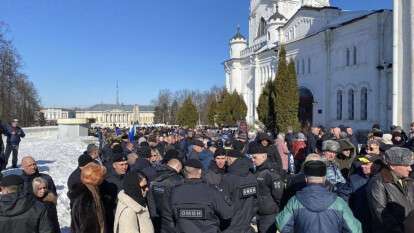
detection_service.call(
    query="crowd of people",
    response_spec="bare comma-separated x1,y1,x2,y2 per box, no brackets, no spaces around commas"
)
1,121,414,233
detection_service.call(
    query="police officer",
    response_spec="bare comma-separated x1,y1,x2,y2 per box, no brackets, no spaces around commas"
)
148,159,184,233
220,149,257,233
250,143,284,233
170,159,233,233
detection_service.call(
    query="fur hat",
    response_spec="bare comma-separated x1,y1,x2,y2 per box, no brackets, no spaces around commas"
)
81,163,107,186
384,147,414,166
322,140,340,153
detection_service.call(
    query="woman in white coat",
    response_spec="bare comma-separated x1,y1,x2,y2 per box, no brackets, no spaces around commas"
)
114,171,154,233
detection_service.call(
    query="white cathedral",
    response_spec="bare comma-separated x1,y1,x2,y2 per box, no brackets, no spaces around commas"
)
224,0,393,130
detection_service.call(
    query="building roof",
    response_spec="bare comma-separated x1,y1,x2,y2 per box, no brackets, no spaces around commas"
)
231,26,246,41
268,11,287,21
83,104,155,112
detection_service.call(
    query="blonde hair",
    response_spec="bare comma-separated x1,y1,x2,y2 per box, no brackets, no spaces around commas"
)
32,177,48,193
81,163,107,186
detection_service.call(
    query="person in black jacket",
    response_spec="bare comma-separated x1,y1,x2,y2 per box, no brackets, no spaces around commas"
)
21,156,57,195
71,163,107,233
148,159,184,233
253,133,283,171
170,159,233,233
2,119,25,170
67,154,96,207
102,153,128,233
220,149,257,233
32,177,60,233
250,144,284,233
203,148,226,186
0,175,53,233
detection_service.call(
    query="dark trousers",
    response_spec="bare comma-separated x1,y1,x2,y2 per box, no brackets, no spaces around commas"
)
257,214,277,233
3,144,19,169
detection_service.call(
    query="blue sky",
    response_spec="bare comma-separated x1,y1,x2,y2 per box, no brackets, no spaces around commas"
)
0,0,392,107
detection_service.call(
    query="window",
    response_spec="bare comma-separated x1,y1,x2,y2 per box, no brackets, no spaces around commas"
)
337,90,343,120
257,17,267,38
308,57,311,74
302,59,305,74
348,89,355,120
353,46,357,65
346,48,351,66
361,87,368,120
296,60,300,74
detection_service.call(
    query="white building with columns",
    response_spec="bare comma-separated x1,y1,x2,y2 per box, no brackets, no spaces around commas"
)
224,0,393,130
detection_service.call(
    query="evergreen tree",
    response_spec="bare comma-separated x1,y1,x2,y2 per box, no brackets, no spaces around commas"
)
207,97,218,126
257,80,277,131
275,46,300,132
177,97,198,128
215,91,247,127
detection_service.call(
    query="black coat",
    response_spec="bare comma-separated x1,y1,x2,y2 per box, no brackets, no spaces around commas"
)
220,157,258,233
70,184,105,233
102,169,124,233
3,125,25,146
203,161,225,186
148,165,184,233
67,168,81,208
0,192,52,233
170,179,233,233
38,193,60,233
22,171,57,195
367,168,414,233
254,160,284,216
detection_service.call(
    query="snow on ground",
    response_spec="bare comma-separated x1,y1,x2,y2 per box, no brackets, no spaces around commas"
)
1,135,97,233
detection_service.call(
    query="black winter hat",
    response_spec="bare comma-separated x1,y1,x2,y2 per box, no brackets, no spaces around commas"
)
164,149,180,161
184,159,203,169
0,174,24,187
112,144,123,154
214,148,226,158
137,146,151,159
248,143,267,154
304,160,327,177
78,154,95,167
226,149,242,158
192,139,205,148
112,153,127,163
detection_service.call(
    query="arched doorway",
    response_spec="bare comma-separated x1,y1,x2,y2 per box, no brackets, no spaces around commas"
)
299,87,314,125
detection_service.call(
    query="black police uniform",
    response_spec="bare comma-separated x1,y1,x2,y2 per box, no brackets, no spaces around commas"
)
148,164,184,233
171,178,233,233
254,160,284,233
220,157,258,233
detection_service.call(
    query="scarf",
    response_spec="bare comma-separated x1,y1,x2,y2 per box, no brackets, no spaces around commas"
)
123,172,147,207
85,184,105,233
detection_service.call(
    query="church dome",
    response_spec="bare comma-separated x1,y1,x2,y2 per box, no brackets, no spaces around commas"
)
230,26,246,41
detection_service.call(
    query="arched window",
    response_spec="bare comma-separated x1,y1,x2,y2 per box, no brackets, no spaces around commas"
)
353,46,357,65
346,48,351,66
296,60,300,74
302,59,305,74
257,17,267,38
360,87,368,120
348,89,355,120
337,90,343,120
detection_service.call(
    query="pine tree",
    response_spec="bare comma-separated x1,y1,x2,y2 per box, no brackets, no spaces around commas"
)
275,46,300,132
207,97,218,126
257,80,277,131
169,100,179,125
177,97,198,128
215,91,247,127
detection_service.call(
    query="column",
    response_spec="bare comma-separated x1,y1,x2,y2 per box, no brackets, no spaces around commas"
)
393,0,414,129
